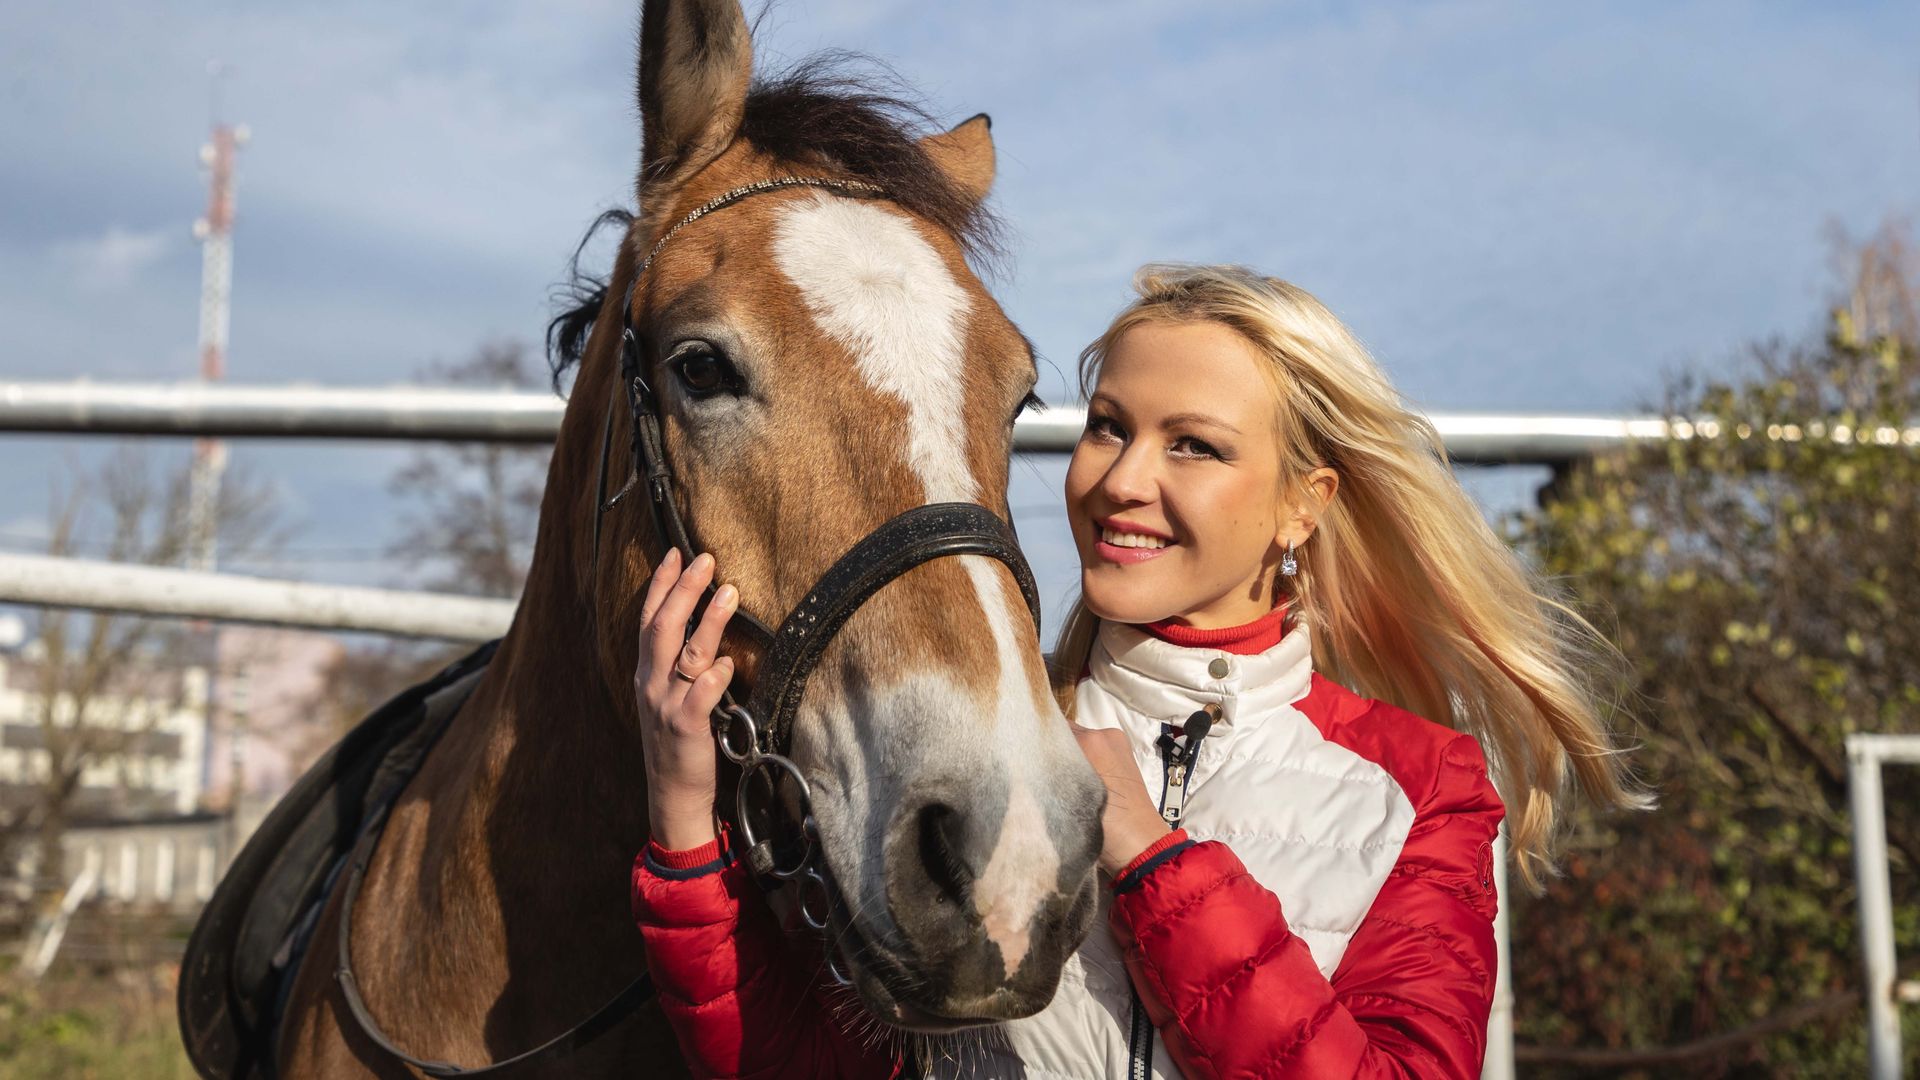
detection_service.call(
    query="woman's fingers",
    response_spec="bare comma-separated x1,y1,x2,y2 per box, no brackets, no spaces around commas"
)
1068,722,1129,764
637,548,683,634
678,582,738,682
645,552,715,688
672,656,736,738
1070,722,1171,875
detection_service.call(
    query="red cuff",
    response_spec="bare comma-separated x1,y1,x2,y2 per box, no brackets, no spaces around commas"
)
647,825,728,869
1116,828,1189,882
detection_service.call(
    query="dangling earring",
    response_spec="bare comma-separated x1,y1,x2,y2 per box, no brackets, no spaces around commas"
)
1280,539,1298,578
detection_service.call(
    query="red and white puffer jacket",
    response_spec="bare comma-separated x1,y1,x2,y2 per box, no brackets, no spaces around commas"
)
632,609,1505,1079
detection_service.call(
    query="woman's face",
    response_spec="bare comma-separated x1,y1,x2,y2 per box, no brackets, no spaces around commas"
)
1065,319,1293,629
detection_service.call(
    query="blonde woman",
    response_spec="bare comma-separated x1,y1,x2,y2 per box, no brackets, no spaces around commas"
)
632,264,1645,1078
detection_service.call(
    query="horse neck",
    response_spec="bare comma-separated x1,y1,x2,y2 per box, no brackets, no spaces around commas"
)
353,406,651,1033
441,398,653,871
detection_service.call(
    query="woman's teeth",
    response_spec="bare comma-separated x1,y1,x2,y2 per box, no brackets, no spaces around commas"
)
1101,528,1169,549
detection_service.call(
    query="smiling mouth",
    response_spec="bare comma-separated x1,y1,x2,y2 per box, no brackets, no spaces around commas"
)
1100,527,1170,549
1094,526,1176,564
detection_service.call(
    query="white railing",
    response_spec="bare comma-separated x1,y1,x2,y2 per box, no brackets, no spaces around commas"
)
0,551,514,641
0,379,564,443
0,378,1711,464
1848,734,1920,1080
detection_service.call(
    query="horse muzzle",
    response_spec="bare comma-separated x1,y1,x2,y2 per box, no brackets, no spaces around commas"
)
835,861,1101,1030
817,768,1103,1027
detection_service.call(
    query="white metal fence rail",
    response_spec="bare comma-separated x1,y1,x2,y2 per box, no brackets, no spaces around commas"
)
1848,734,1920,1080
0,378,1698,464
0,381,1703,639
0,380,566,443
0,551,514,640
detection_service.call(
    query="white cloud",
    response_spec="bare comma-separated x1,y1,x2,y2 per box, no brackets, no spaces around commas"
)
50,224,177,291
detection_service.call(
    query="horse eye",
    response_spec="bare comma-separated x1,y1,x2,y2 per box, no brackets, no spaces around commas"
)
1012,392,1043,425
673,347,732,397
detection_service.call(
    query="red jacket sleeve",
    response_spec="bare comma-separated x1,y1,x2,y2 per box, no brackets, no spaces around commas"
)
1109,732,1503,1079
631,832,902,1080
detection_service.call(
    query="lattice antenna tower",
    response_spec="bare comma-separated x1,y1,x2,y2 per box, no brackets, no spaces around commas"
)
187,65,248,572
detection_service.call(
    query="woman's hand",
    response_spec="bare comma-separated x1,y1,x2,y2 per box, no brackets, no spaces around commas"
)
634,548,740,851
1070,724,1171,876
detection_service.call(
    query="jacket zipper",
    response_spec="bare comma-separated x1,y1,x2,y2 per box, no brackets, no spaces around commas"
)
1127,706,1216,1078
1156,705,1215,828
1127,995,1153,1080
1160,754,1193,828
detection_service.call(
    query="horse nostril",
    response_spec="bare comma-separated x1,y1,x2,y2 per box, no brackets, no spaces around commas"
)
917,802,975,905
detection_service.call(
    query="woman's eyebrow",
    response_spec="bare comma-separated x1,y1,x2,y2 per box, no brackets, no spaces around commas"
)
1162,411,1242,435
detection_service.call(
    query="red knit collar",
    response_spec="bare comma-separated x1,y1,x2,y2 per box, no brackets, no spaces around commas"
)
1142,603,1290,656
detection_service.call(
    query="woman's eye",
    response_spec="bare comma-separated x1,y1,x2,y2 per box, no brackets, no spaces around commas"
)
673,348,731,396
1084,415,1123,442
1173,436,1221,459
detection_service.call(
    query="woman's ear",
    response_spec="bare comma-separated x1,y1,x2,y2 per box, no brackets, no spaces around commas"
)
1278,467,1340,545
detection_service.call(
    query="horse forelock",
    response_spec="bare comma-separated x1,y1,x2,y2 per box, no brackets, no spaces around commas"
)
547,49,1006,390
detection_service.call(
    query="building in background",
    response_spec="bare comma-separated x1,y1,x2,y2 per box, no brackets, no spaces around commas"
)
0,618,344,911
0,625,209,821
202,624,345,839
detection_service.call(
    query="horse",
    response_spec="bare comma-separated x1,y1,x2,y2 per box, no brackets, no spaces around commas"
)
180,1,1105,1075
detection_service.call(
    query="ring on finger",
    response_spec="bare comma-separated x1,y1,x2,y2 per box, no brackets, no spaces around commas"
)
672,665,701,683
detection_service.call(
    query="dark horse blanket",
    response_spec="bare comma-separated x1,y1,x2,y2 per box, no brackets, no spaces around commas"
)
178,640,499,1079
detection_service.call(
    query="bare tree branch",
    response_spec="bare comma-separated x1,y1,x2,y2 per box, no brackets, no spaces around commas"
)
9,445,282,899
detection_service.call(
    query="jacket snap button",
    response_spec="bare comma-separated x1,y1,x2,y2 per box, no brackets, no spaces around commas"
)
1208,658,1230,679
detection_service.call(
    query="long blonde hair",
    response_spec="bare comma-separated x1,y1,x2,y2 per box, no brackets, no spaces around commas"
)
1051,264,1649,889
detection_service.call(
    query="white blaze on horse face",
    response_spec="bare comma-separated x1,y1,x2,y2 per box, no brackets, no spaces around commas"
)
773,194,1059,975
770,193,976,502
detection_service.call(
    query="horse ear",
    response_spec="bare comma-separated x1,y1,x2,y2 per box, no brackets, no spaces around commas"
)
637,0,753,194
919,113,996,208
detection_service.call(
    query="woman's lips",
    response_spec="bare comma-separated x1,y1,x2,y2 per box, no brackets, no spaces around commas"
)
1092,522,1177,565
1093,538,1175,564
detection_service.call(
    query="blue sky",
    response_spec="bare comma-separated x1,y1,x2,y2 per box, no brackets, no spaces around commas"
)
1,1,1916,625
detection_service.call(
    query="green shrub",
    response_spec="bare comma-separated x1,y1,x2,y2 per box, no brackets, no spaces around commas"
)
1509,224,1920,1076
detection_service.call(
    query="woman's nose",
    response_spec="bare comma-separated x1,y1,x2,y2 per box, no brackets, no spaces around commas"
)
1099,442,1157,505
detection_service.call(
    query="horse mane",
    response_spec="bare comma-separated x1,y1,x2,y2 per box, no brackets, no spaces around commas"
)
547,52,1006,388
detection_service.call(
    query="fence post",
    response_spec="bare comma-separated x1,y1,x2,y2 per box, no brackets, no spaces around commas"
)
1482,829,1515,1080
23,853,101,979
1849,735,1903,1079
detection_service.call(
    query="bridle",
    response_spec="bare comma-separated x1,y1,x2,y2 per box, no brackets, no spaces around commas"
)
335,176,1041,1076
596,174,1040,891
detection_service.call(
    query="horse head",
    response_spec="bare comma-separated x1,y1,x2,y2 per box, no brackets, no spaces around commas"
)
562,0,1105,1031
